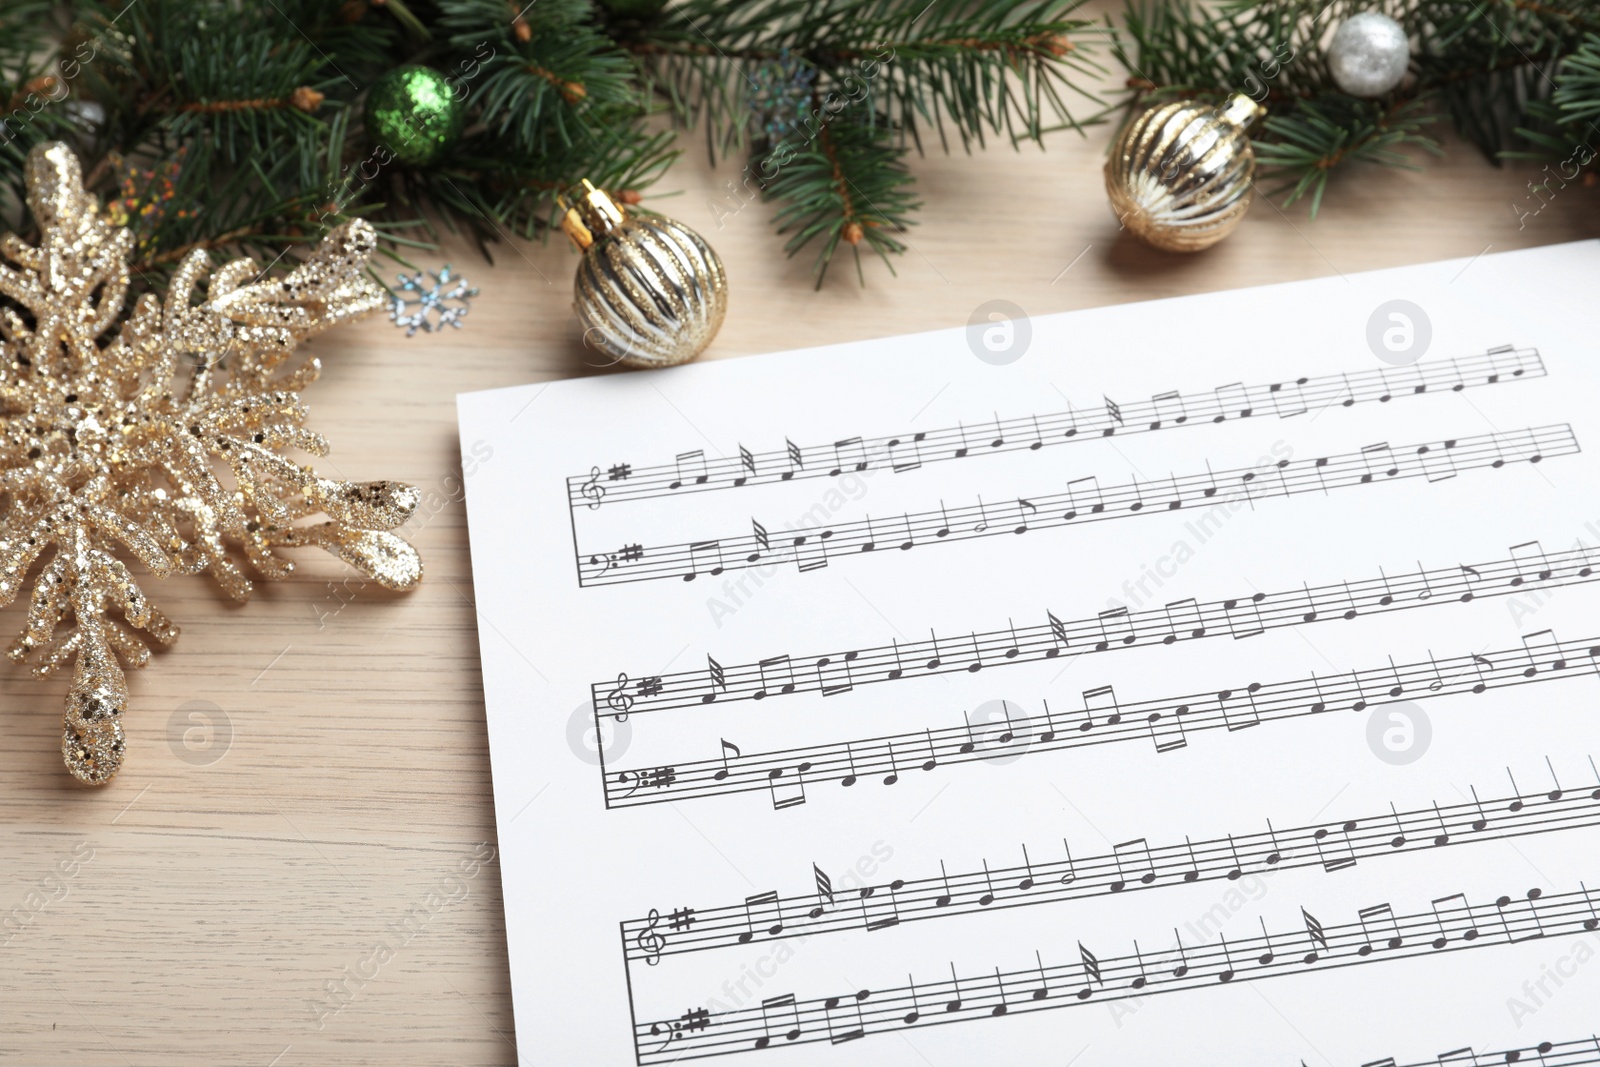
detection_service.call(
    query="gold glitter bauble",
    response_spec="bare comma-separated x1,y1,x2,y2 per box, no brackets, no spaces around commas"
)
0,142,423,785
1104,94,1266,253
561,180,727,369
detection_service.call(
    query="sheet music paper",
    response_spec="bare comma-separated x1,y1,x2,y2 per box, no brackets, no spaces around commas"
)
457,242,1600,1065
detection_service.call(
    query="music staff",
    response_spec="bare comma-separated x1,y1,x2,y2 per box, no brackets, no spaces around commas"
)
633,877,1600,1060
568,346,1543,510
618,759,1600,961
604,625,1600,809
1366,1034,1600,1067
591,538,1600,716
576,425,1577,586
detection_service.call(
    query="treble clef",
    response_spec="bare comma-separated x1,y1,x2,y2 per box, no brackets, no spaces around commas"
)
607,672,634,722
636,908,666,965
581,466,606,509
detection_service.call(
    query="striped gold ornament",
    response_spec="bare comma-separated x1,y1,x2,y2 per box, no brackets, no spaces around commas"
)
1104,94,1266,253
561,180,728,368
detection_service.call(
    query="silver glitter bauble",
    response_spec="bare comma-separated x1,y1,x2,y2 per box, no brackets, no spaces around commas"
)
1327,12,1410,97
561,180,728,369
1105,93,1266,253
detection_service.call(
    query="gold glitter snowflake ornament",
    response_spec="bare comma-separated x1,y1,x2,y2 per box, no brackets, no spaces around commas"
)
0,142,423,785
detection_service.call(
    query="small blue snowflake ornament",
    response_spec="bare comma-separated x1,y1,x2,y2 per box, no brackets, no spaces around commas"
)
388,265,479,336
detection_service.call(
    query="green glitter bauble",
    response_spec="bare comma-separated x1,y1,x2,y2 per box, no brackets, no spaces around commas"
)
364,65,464,167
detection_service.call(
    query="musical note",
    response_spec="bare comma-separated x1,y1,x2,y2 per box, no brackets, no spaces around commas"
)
737,444,757,486
887,433,924,472
859,879,904,931
1301,907,1327,963
1429,893,1477,948
1095,606,1136,650
1269,377,1310,418
825,437,865,477
1356,903,1403,954
784,437,803,478
1103,395,1124,427
1076,942,1102,999
1148,389,1188,429
685,540,724,581
714,738,740,782
809,864,834,919
754,655,794,700
670,450,708,490
1111,838,1155,892
740,890,784,942
755,994,802,1048
1494,888,1547,942
1162,597,1205,643
1314,821,1359,872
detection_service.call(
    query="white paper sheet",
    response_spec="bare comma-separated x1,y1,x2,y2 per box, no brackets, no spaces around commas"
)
457,242,1600,1066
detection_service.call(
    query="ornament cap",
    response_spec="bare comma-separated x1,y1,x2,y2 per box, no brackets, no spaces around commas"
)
1220,93,1266,130
560,179,627,251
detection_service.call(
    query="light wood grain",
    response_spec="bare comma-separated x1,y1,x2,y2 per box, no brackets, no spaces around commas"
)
5,22,1600,1063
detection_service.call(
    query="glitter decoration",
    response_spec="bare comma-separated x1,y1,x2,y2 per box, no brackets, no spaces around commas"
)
1327,12,1411,98
560,180,727,369
0,142,423,785
363,65,465,167
388,265,479,336
1104,94,1266,253
748,50,817,140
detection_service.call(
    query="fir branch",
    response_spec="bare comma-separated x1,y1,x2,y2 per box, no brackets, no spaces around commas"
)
761,107,919,288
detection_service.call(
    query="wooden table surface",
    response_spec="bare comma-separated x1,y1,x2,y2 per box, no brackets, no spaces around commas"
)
7,29,1600,1065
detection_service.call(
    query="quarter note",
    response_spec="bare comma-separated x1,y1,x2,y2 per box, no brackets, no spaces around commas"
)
946,963,964,1011
990,968,1009,1016
1018,844,1037,890
1256,917,1276,965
